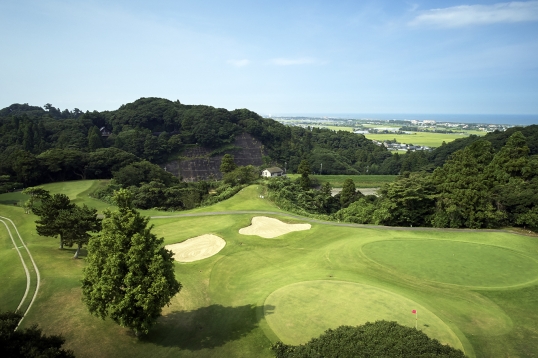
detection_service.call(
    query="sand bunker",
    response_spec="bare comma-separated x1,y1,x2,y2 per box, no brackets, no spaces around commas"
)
239,216,311,238
165,234,226,262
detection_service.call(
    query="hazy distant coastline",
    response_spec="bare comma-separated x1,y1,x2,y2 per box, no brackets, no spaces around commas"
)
267,113,538,126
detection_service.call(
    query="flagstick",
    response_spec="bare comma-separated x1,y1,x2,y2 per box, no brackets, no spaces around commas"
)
416,310,418,329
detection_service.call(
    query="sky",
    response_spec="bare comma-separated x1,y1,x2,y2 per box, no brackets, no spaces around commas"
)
1,0,537,118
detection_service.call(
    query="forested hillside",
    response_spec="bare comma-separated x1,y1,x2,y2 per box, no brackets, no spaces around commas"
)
266,131,538,230
1,97,536,193
0,98,390,191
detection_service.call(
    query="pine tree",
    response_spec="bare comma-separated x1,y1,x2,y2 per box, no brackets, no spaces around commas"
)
220,154,237,174
297,160,311,190
87,126,103,151
340,178,357,208
33,193,75,249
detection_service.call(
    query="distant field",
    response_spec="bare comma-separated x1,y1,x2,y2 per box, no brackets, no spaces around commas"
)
311,124,484,147
318,126,354,132
286,174,396,188
361,123,401,129
364,131,483,147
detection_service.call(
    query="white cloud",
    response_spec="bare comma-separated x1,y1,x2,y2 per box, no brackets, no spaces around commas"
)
227,59,250,67
270,57,318,66
409,1,538,27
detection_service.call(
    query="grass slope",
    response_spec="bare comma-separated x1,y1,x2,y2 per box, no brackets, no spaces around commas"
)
0,180,537,358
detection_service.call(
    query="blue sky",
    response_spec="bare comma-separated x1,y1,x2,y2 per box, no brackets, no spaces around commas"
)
1,0,537,117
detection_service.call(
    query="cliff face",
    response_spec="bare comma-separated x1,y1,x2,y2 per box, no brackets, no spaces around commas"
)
164,133,265,181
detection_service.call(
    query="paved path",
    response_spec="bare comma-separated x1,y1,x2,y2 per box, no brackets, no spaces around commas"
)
151,210,529,235
0,215,41,329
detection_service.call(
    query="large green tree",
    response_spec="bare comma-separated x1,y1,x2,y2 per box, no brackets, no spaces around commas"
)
21,186,50,214
339,178,359,209
61,204,101,259
81,189,181,336
31,191,100,255
32,193,75,249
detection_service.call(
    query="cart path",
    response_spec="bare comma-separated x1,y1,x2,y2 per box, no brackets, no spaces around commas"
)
151,210,528,235
0,215,41,329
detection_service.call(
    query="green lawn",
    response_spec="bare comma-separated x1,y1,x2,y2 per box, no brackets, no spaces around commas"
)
0,180,112,213
362,239,538,288
0,220,28,312
286,174,397,188
264,280,462,349
1,180,537,358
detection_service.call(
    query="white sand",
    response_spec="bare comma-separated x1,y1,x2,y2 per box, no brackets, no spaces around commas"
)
165,234,226,262
239,216,311,239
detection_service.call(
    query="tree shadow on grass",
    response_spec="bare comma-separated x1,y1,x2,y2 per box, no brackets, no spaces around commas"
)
60,247,88,258
144,304,275,350
0,199,19,206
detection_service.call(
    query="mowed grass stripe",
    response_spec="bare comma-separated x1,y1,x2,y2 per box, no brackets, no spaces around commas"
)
362,240,538,288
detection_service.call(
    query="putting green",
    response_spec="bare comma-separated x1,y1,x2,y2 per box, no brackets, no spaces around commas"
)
264,280,462,351
362,240,538,288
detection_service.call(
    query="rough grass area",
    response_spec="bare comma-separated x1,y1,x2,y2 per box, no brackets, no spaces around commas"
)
1,180,537,358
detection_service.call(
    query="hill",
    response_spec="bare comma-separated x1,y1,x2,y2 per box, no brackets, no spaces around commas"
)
0,98,392,189
2,98,537,188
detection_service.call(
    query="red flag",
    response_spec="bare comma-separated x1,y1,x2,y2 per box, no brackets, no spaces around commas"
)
412,310,417,314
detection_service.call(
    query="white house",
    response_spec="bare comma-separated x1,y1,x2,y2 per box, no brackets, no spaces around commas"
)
262,167,284,178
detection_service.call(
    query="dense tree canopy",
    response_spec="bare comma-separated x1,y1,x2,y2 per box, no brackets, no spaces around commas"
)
0,97,408,192
333,131,538,230
265,131,538,231
272,320,466,358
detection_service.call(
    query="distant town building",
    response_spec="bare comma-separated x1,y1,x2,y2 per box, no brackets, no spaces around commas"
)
262,167,284,177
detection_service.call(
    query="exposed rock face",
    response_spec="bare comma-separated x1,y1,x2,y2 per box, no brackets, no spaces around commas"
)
164,133,265,181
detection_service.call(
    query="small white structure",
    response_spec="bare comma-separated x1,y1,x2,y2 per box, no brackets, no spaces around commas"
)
262,167,284,178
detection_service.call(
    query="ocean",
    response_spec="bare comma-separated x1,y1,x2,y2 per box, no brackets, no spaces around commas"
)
277,114,538,126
